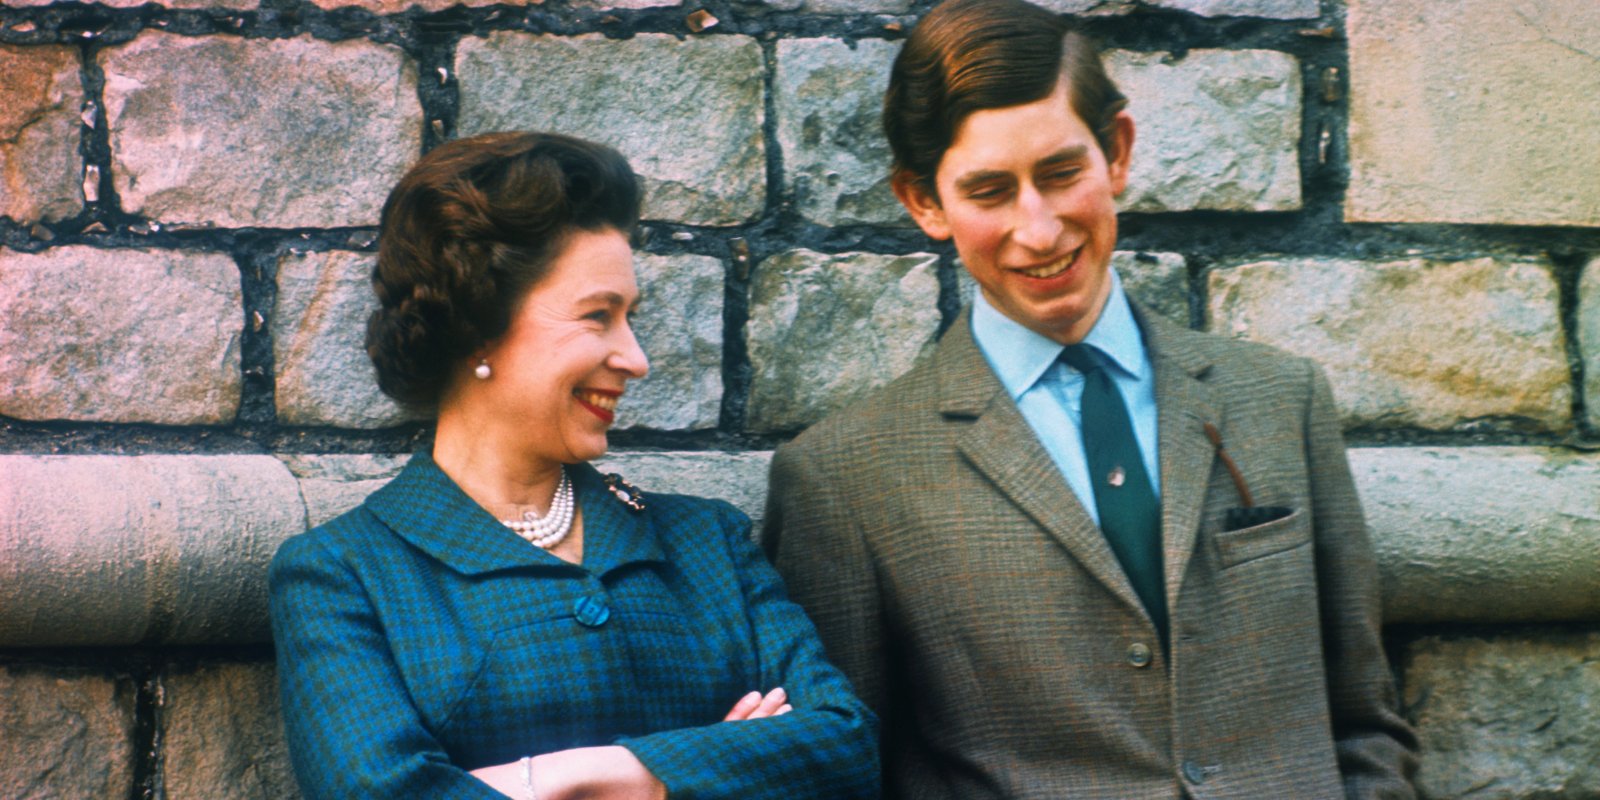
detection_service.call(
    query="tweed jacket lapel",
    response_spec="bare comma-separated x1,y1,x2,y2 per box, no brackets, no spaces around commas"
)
1134,304,1223,608
366,453,664,576
938,311,1148,618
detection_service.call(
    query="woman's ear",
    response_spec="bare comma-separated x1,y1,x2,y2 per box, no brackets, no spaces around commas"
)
1105,111,1135,198
892,172,953,242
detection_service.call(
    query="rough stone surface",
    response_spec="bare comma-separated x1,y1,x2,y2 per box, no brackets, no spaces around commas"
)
0,666,137,800
274,250,414,429
1582,258,1600,431
747,249,940,432
5,0,252,6
1106,49,1301,213
0,44,83,225
1207,257,1570,431
619,253,724,431
775,38,905,227
0,246,242,425
163,661,301,800
1033,0,1318,14
594,450,775,526
1404,633,1600,799
101,33,421,228
1145,0,1317,16
0,455,304,646
309,0,534,10
1350,447,1600,624
456,33,764,226
1348,0,1600,226
957,251,1189,326
279,454,408,528
797,0,911,16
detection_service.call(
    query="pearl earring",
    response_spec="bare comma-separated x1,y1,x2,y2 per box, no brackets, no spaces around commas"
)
474,360,491,380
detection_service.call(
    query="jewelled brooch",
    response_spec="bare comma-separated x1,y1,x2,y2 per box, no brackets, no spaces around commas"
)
603,473,646,512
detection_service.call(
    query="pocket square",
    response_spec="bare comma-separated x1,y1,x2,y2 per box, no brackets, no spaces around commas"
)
1223,505,1294,532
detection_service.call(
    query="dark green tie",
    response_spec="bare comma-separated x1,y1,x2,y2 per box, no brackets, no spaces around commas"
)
1060,343,1167,643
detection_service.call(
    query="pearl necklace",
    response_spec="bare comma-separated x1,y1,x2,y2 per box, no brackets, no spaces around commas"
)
500,470,575,549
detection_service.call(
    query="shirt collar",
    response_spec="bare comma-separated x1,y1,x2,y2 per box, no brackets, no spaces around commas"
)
970,268,1148,399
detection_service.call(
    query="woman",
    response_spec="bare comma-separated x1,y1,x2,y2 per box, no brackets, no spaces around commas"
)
269,132,878,799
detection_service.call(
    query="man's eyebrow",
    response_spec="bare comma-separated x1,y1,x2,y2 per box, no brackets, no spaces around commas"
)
953,169,1012,193
1037,145,1090,168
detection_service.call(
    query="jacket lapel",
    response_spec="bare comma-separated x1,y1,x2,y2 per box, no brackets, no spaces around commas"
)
1134,305,1223,608
938,312,1149,618
366,451,566,575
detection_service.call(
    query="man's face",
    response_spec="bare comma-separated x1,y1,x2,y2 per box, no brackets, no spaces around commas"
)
897,78,1134,345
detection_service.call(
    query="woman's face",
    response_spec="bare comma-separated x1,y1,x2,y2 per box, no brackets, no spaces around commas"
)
475,227,648,465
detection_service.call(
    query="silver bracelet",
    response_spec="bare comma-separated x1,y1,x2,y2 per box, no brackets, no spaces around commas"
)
521,755,538,800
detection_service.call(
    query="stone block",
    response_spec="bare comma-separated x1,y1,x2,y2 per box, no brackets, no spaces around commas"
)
274,250,414,429
0,246,242,425
797,0,911,16
0,666,137,800
0,455,304,646
619,253,724,431
1350,447,1600,624
101,33,420,228
1207,257,1570,431
278,453,408,528
163,661,301,800
746,249,940,432
1106,49,1301,213
0,44,83,224
456,33,765,226
1404,633,1600,799
957,251,1189,326
1033,0,1318,14
1347,0,1600,226
1144,0,1317,16
594,450,775,526
4,0,252,6
775,38,906,227
1582,258,1600,431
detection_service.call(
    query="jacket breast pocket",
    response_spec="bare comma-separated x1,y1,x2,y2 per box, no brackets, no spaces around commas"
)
1211,506,1309,569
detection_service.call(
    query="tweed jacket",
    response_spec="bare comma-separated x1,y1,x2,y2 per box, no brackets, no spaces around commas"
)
270,453,877,799
764,306,1418,799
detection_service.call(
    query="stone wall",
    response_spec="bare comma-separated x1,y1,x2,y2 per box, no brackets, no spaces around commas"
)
1,0,1597,798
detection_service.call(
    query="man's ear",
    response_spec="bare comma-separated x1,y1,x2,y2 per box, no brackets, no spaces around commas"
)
892,172,953,241
1105,111,1135,198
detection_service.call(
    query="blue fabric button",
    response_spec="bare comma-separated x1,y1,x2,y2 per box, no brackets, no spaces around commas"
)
1182,760,1206,784
573,595,610,628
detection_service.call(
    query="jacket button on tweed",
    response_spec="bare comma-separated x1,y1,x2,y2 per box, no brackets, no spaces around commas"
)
1181,760,1207,784
1126,642,1152,668
573,594,611,628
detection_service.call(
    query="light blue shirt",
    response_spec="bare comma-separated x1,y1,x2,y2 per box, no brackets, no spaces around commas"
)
970,270,1160,526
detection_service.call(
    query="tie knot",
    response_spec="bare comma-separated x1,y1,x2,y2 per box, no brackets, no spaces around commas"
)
1058,343,1105,375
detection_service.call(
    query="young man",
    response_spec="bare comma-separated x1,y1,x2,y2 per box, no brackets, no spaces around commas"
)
763,0,1419,796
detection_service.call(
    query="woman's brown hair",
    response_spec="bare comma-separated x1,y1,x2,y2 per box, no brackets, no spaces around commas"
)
365,131,641,412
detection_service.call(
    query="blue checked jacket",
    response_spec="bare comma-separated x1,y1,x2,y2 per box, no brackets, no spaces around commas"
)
269,452,878,799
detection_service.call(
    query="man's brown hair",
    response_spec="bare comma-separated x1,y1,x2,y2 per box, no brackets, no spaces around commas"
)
884,0,1128,194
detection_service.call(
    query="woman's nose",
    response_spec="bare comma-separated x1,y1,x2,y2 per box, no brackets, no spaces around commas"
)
611,322,650,379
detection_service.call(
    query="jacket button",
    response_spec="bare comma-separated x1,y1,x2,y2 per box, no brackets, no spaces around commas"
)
1126,642,1152,668
1182,760,1206,784
573,595,610,628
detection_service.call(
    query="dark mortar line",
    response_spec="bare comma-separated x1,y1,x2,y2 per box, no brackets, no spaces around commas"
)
1551,251,1592,438
411,26,461,152
129,660,163,800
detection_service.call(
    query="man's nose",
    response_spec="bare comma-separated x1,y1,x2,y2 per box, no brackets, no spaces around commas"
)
1011,185,1064,253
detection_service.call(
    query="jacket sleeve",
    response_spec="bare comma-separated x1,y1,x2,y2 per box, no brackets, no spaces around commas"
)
1302,362,1421,799
269,533,502,800
620,500,880,800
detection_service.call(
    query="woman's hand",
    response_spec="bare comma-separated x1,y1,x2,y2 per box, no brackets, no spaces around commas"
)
722,687,793,721
471,746,665,799
471,690,791,797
